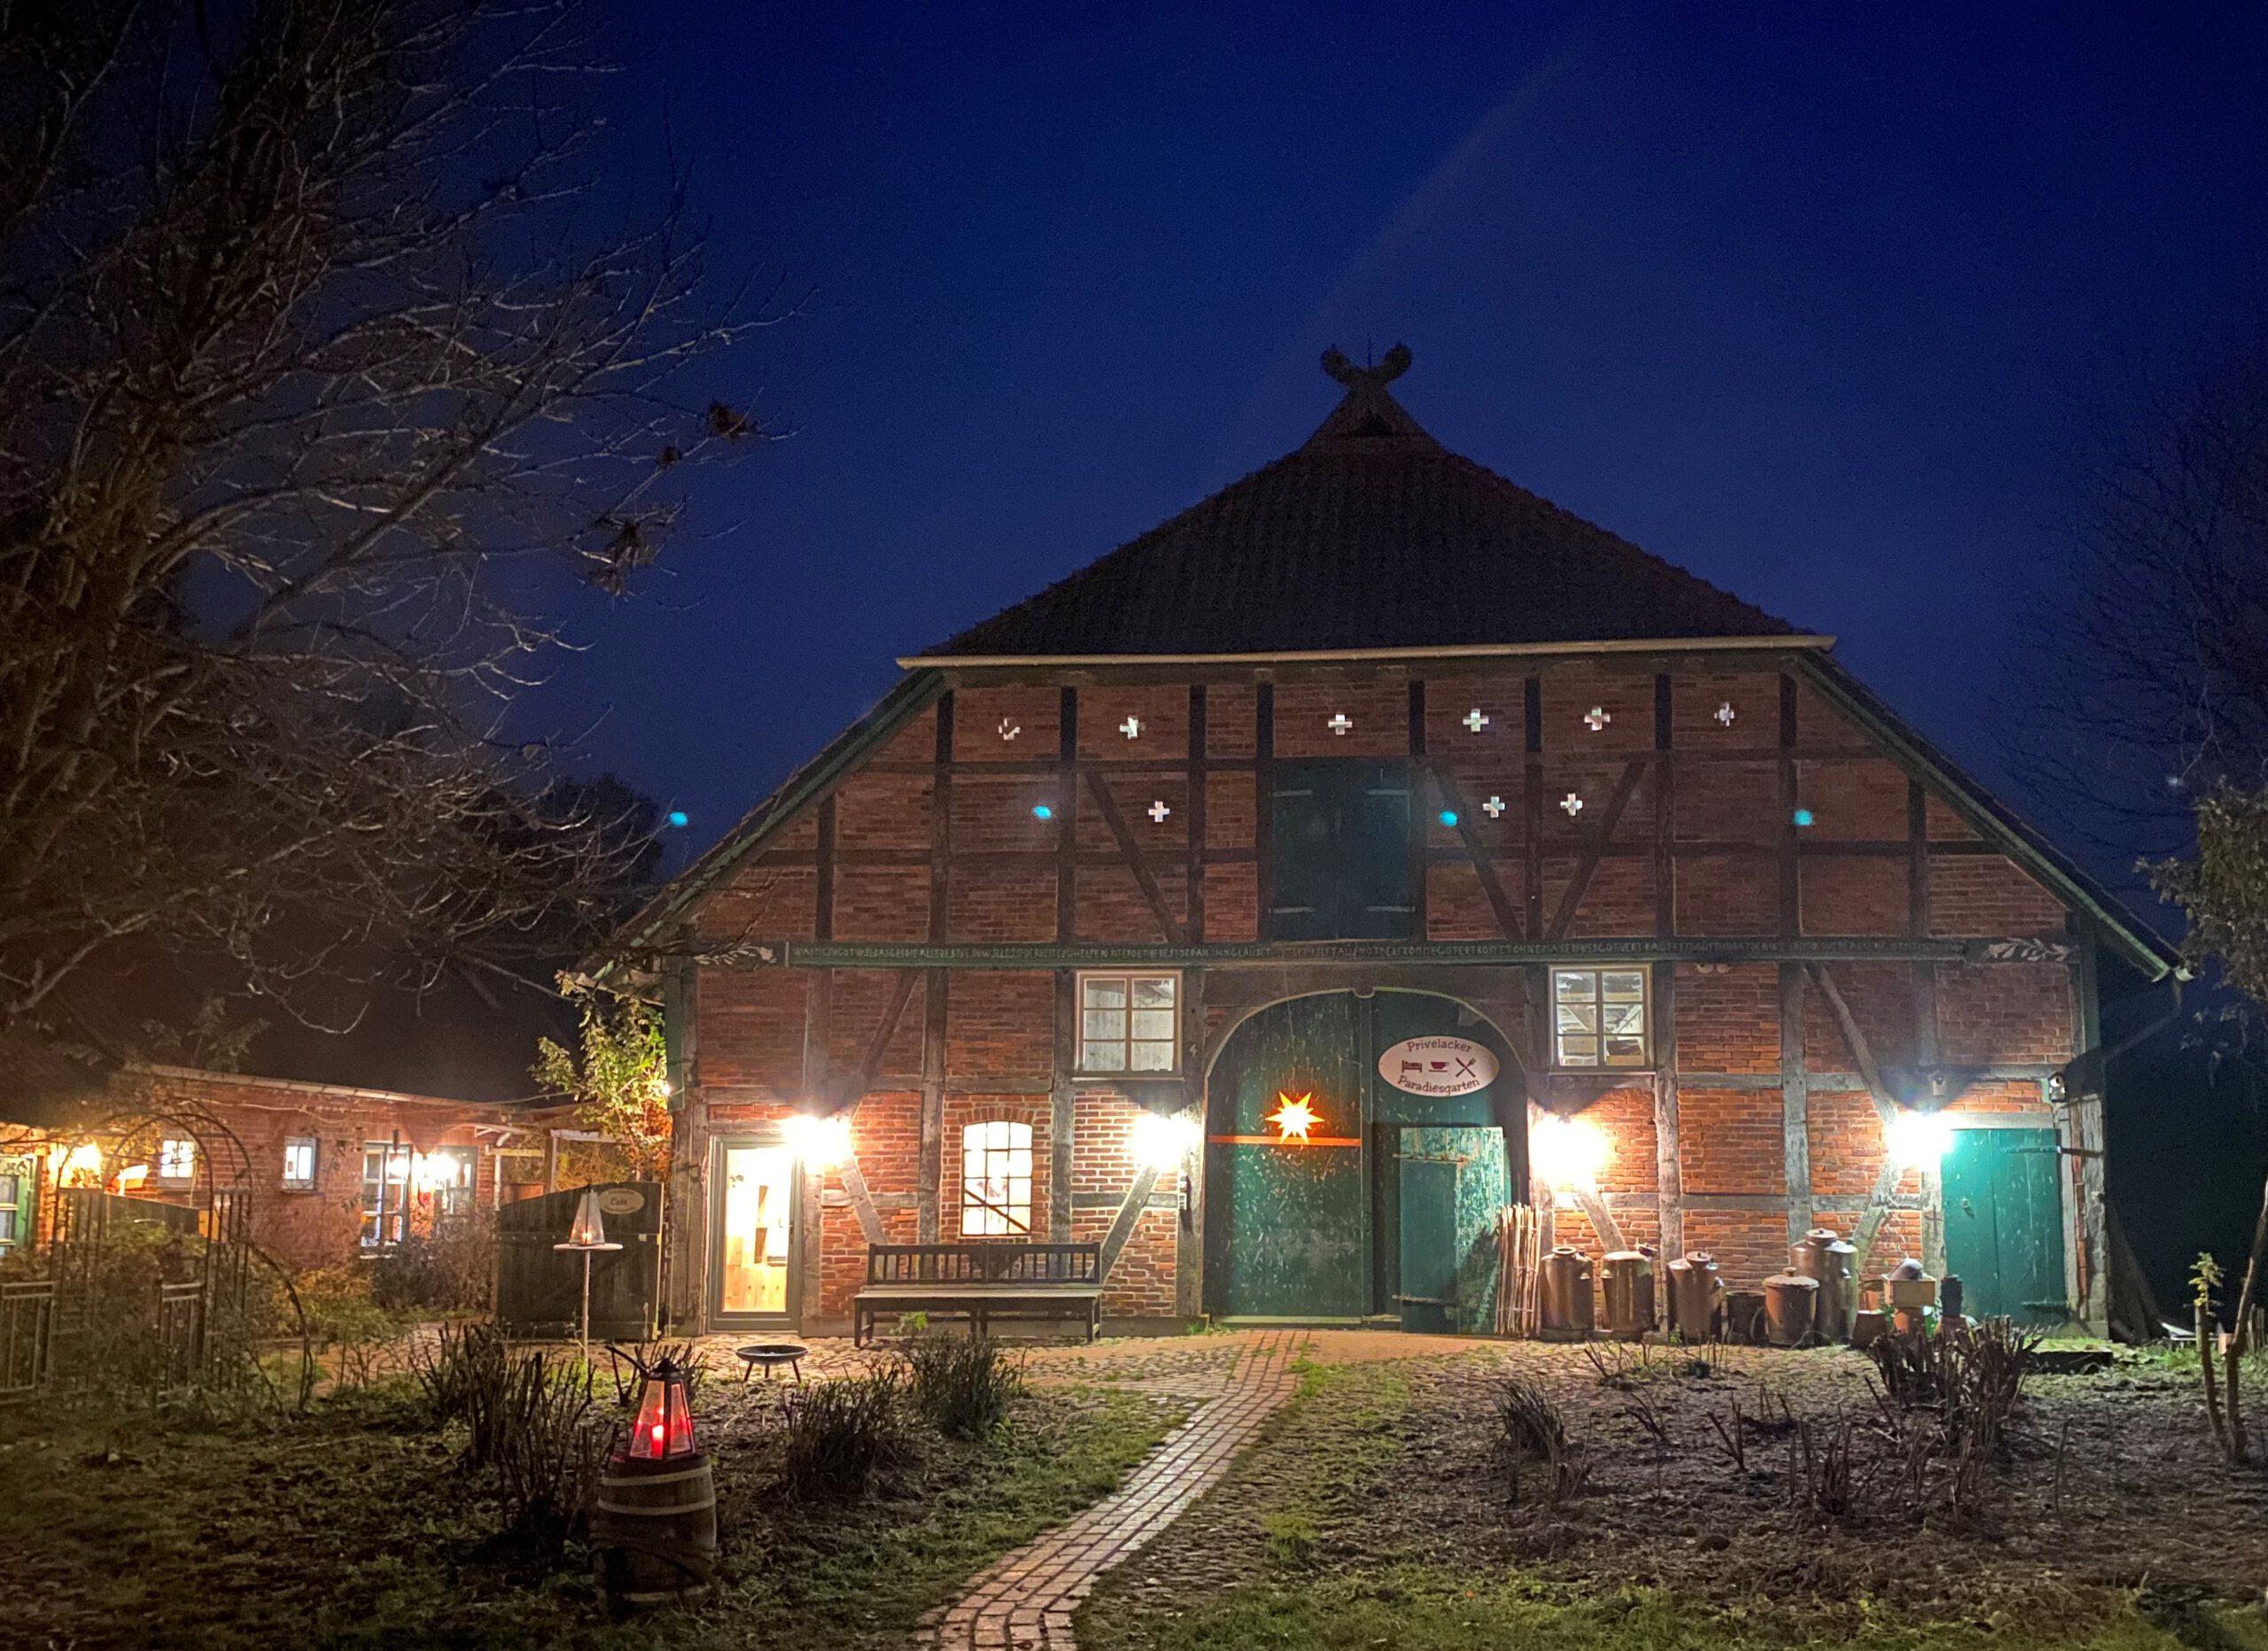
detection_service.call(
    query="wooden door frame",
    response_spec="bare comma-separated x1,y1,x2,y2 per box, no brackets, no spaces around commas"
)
706,1132,803,1330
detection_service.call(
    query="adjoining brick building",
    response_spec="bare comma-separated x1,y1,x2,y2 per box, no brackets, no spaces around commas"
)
618,347,2176,1339
0,1065,556,1273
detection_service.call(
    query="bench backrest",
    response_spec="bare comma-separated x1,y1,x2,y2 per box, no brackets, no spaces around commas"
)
866,1242,1100,1285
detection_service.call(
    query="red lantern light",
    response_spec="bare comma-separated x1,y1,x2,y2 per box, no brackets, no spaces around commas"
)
624,1357,697,1461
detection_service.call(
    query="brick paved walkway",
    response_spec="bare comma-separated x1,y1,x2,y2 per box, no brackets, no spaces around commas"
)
913,1329,1310,1650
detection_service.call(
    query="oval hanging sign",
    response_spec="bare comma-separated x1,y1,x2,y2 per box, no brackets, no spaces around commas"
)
597,1188,647,1216
1379,1035,1498,1097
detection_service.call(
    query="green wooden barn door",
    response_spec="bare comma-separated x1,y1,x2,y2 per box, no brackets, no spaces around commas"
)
1389,1128,1511,1334
1205,994,1369,1319
1942,1128,2067,1326
1206,991,1520,1328
1264,761,1415,940
1395,1150,1459,1334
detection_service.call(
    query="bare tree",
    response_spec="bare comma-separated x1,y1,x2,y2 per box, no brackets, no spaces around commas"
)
2012,332,2268,1046
2011,337,2268,863
0,0,779,1043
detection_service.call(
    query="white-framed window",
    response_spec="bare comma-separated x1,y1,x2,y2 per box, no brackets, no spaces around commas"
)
0,1161,25,1253
282,1136,318,1191
360,1143,410,1249
1076,971,1179,1074
959,1120,1034,1236
1552,967,1651,1069
157,1137,197,1183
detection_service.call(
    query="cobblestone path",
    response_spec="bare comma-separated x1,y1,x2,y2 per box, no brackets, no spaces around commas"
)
913,1329,1309,1650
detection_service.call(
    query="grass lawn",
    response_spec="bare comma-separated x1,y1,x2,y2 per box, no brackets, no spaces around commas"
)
1084,1566,2268,1651
0,1376,1177,1649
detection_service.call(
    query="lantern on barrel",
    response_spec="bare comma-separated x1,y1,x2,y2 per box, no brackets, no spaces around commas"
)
592,1357,718,1612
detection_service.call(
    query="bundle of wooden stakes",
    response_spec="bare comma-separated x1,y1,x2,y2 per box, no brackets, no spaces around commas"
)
1496,1204,1544,1337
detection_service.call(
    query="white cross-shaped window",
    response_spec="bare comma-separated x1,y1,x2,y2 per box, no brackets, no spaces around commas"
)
1715,701,1736,726
1326,713,1352,736
1583,706,1612,732
1463,708,1489,733
1560,792,1584,818
998,717,1021,741
1482,794,1506,818
1119,715,1142,740
1147,800,1171,823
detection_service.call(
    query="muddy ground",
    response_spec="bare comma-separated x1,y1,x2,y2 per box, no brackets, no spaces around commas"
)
1091,1340,2268,1635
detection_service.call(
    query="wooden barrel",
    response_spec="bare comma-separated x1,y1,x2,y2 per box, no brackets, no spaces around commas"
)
590,1452,718,1610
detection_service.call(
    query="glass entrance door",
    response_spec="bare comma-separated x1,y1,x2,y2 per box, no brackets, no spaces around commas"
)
711,1140,797,1324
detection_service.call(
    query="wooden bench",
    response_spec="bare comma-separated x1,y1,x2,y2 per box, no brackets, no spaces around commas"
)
852,1242,1103,1347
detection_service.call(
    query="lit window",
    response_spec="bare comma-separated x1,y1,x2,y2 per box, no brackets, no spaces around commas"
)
426,1146,476,1227
282,1136,318,1191
360,1143,410,1249
1553,968,1650,1069
959,1120,1034,1236
157,1137,197,1182
0,1167,22,1252
1076,972,1178,1074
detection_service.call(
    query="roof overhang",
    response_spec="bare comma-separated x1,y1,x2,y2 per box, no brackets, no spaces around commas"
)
898,634,1837,670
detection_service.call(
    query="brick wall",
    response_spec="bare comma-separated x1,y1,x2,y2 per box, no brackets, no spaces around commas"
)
98,1070,510,1275
670,655,2094,1331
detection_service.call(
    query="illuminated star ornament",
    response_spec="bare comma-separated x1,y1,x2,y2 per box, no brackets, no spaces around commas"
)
1267,1091,1322,1143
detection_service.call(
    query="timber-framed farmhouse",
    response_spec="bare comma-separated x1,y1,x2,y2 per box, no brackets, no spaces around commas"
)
614,347,2176,1339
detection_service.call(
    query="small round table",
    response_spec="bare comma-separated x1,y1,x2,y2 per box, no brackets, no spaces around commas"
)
735,1341,810,1384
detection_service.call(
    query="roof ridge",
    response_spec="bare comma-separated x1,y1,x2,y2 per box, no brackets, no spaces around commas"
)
922,351,1803,658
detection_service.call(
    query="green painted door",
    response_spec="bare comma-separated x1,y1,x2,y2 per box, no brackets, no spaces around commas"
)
1942,1128,2067,1326
1205,994,1370,1318
1264,761,1416,940
1395,1151,1459,1334
1206,992,1519,1326
1391,1127,1512,1334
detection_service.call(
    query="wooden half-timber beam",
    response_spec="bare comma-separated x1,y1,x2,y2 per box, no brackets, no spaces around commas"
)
1779,963,1813,1249
742,935,2053,969
1523,677,1544,938
1186,686,1207,942
1805,960,1909,1272
1083,768,1188,943
1545,758,1648,941
1427,760,1523,938
1651,678,1683,1260
1408,682,1430,934
1099,1165,1162,1281
917,692,953,1244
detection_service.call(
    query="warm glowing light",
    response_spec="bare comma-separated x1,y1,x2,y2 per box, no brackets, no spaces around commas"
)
1530,1112,1610,1190
50,1142,103,1183
1887,1109,1954,1167
563,1188,612,1249
1130,1110,1199,1169
781,1112,852,1168
1267,1092,1322,1143
625,1359,698,1461
114,1162,149,1190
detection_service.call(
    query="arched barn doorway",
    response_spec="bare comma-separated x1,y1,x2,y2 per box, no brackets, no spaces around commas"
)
1203,991,1525,1332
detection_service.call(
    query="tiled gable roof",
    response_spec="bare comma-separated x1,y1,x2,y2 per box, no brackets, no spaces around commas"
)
923,347,1798,659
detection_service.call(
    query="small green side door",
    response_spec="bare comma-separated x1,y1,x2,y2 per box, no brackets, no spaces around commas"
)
1394,1150,1459,1335
1942,1128,2066,1326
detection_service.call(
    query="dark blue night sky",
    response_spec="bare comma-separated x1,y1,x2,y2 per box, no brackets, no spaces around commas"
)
531,3,2268,889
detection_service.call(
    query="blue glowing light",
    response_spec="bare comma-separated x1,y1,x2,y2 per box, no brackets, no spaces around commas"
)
666,810,690,829
1032,803,1054,820
1439,810,1459,827
1792,808,1814,827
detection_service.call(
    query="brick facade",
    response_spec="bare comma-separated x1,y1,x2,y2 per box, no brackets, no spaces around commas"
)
6,1066,530,1275
660,650,2125,1337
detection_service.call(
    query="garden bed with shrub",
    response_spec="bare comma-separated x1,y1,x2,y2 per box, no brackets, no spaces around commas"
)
0,1333,1177,1648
